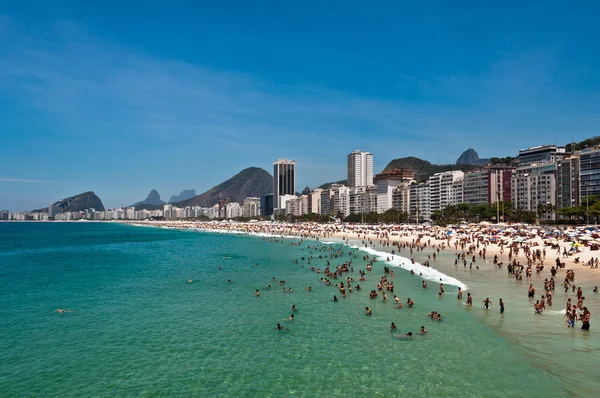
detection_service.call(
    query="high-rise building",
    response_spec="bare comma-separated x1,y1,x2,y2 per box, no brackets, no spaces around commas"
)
347,150,374,188
273,159,296,209
518,145,565,167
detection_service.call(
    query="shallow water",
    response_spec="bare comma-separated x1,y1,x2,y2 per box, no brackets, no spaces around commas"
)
0,223,589,396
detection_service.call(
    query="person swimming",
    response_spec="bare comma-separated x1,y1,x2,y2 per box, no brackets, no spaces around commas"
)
55,309,74,315
391,322,397,332
419,326,427,335
365,307,372,316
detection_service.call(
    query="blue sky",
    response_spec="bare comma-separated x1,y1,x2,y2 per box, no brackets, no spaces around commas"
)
1,1,599,211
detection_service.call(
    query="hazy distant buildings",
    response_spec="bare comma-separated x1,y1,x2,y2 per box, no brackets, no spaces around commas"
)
273,159,296,210
347,150,374,188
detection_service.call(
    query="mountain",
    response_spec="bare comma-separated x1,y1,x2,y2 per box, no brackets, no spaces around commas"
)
383,157,478,182
169,189,196,203
174,167,272,207
456,148,490,166
34,191,105,213
131,189,165,209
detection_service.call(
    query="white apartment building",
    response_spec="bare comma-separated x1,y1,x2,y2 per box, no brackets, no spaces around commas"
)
409,183,431,222
285,195,309,217
332,185,351,218
391,182,412,214
278,194,297,213
428,171,464,212
349,186,377,215
347,150,374,188
308,189,323,214
375,169,414,213
242,197,261,218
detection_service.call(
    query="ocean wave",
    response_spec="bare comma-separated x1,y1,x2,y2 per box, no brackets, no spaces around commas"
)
350,245,468,290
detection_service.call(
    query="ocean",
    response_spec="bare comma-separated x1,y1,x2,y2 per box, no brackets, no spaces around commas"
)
0,222,596,396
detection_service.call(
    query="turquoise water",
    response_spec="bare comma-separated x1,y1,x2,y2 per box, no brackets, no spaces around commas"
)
0,222,582,396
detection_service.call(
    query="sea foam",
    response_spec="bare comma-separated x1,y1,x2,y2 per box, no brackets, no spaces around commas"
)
351,245,468,290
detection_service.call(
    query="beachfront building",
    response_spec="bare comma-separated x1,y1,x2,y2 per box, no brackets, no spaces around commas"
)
320,189,332,216
332,185,351,218
48,203,60,218
409,183,431,222
391,182,412,214
428,171,464,212
242,197,261,218
278,194,297,213
349,186,377,215
224,202,243,219
449,177,464,206
512,163,557,213
578,146,600,203
285,195,309,217
375,168,414,213
308,189,323,214
557,154,580,208
260,194,273,217
347,150,374,188
0,210,8,220
463,166,515,205
518,145,566,167
208,204,220,219
273,159,296,210
163,204,173,219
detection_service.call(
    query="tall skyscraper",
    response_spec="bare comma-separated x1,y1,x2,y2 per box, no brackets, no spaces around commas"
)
273,159,296,209
347,150,374,188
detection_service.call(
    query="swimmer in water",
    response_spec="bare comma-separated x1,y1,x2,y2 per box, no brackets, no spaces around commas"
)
288,314,294,321
365,307,372,316
292,304,297,312
333,295,338,302
483,297,492,309
499,298,505,314
187,279,193,283
391,322,397,332
419,326,427,335
55,309,74,315
255,289,260,297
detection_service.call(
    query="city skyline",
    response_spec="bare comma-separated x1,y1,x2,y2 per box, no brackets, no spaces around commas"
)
2,2,600,211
